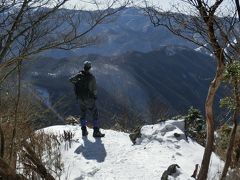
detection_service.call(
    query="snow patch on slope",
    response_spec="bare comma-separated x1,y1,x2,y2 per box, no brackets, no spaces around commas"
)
42,120,223,180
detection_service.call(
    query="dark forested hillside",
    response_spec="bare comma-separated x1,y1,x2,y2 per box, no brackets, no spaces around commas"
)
23,45,220,128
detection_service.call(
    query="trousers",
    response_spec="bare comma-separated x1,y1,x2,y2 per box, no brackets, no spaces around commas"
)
79,98,99,127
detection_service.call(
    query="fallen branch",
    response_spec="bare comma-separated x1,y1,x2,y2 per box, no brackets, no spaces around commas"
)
23,141,55,180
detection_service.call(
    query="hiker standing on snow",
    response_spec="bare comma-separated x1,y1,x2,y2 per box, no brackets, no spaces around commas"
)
69,61,105,138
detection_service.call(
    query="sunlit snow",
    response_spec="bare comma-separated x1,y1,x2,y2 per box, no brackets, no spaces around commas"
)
43,120,223,180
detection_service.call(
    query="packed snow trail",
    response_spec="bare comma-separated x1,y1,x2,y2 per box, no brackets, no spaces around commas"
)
43,120,223,180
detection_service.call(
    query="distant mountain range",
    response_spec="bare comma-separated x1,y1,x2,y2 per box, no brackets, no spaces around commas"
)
24,45,221,128
41,8,199,58
21,7,227,128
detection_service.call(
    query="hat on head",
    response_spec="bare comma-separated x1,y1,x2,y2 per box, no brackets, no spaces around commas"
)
84,61,92,71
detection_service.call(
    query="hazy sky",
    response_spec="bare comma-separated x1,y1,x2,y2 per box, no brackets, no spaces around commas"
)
65,0,234,15
65,0,181,10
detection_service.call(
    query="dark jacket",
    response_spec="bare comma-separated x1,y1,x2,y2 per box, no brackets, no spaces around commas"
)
69,70,97,99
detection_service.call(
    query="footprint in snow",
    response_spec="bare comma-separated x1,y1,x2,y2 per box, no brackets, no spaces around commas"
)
176,152,182,156
73,167,100,179
174,144,181,149
171,155,176,160
87,167,100,177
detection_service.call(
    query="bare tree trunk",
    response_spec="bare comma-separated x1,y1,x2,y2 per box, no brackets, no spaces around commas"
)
235,0,240,20
221,77,240,179
9,61,21,170
0,157,27,180
0,85,3,159
220,113,238,179
197,66,224,180
0,122,4,158
197,1,225,177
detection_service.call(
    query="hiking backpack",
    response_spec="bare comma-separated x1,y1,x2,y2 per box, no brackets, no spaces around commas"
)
69,72,91,99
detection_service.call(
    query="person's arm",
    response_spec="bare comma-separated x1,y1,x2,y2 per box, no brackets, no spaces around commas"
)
89,76,97,98
92,76,97,97
69,73,80,84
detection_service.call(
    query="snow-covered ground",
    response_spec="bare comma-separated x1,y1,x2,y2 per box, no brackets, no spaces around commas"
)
43,120,223,180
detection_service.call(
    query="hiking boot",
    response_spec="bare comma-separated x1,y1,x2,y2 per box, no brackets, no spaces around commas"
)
81,126,88,136
93,127,105,138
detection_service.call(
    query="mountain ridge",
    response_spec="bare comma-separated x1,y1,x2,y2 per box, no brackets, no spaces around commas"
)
24,46,220,128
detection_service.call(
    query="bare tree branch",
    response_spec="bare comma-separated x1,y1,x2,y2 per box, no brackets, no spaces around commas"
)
0,0,130,84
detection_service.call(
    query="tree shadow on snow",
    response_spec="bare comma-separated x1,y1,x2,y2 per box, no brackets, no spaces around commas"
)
74,137,107,163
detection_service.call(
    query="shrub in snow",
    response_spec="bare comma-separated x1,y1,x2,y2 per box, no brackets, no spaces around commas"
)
184,106,206,146
226,168,240,180
216,124,240,168
64,116,79,125
19,131,64,179
216,124,232,152
171,115,185,120
129,126,142,144
60,130,75,150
